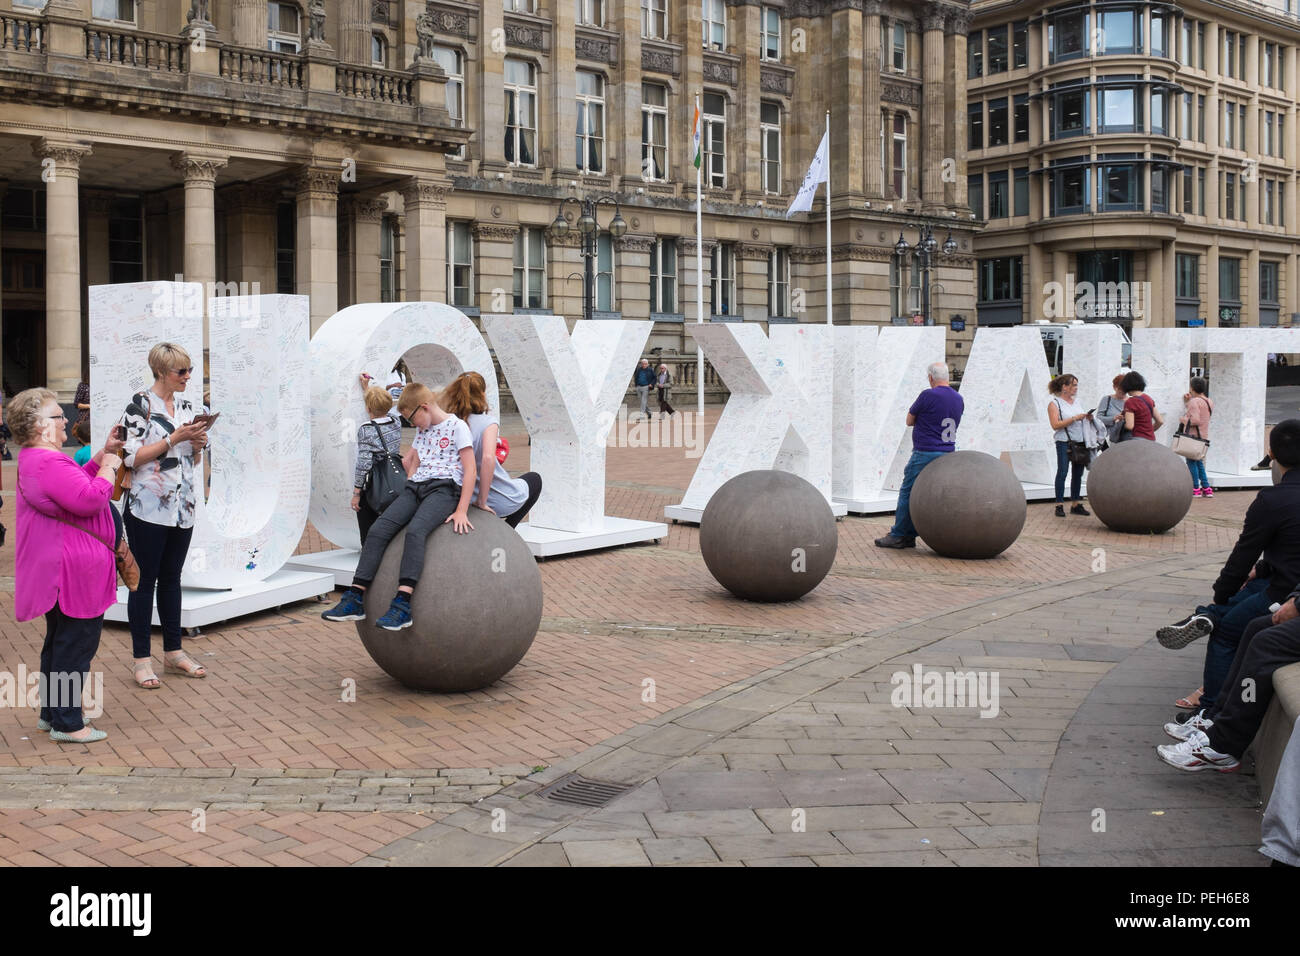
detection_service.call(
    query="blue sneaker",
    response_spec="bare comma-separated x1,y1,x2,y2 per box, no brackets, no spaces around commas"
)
376,594,413,631
322,588,366,622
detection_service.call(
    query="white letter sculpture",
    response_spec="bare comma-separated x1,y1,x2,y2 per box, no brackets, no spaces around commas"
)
1063,323,1126,417
670,323,835,520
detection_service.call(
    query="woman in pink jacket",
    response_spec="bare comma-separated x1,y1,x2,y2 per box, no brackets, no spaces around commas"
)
9,388,123,743
1181,377,1214,498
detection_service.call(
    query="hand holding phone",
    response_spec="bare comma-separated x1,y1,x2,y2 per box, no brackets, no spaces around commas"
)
192,412,220,430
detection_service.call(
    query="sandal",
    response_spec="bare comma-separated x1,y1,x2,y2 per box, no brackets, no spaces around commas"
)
132,659,161,690
1175,687,1203,710
164,652,207,679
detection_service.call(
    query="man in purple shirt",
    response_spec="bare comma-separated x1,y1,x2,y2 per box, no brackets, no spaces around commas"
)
875,362,964,549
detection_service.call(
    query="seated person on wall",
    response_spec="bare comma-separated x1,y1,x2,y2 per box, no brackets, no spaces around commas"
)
1158,420,1300,725
322,383,475,632
874,361,964,550
1158,420,1300,772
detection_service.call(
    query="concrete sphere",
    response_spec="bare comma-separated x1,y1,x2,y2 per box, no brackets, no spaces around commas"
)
1087,439,1192,533
355,516,542,692
699,470,837,602
909,451,1026,559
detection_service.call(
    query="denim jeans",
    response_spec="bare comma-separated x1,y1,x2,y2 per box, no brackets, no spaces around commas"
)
1197,578,1273,711
1186,457,1209,489
890,450,947,539
1054,441,1084,502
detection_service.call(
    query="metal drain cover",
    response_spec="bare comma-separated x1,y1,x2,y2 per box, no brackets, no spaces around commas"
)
540,774,633,808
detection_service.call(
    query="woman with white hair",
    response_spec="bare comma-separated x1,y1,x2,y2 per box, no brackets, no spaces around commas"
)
656,363,676,418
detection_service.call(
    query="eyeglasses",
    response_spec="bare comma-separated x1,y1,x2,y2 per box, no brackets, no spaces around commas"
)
172,367,193,376
45,412,66,422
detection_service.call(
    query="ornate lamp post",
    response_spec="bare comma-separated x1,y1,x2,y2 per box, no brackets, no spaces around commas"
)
548,194,627,322
894,221,958,325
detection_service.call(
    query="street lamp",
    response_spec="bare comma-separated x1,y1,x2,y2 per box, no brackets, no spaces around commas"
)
548,193,627,322
895,221,956,325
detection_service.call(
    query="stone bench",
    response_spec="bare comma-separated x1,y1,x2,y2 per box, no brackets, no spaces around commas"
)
1255,661,1300,804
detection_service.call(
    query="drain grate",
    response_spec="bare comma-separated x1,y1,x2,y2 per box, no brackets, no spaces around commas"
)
539,774,633,808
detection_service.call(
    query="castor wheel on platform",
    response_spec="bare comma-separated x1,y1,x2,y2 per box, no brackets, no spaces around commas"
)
184,627,201,637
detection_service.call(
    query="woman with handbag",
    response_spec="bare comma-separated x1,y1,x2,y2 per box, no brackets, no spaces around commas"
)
1180,377,1214,498
8,388,123,742
1096,374,1128,446
120,343,210,690
1047,373,1092,518
352,384,404,544
656,364,676,418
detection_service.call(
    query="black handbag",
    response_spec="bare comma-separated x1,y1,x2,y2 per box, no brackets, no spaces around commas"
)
361,422,405,514
1067,440,1092,467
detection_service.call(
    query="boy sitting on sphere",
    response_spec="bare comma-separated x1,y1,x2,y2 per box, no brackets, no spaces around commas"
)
323,383,476,631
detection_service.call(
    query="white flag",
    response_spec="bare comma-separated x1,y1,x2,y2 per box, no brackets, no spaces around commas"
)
784,131,829,218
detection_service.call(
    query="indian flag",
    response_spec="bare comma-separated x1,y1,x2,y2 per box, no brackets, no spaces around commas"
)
691,103,702,169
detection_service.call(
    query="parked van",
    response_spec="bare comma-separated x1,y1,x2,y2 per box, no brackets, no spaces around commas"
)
1036,320,1132,376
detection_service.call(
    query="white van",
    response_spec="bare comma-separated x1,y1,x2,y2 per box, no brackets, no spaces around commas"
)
1036,320,1132,376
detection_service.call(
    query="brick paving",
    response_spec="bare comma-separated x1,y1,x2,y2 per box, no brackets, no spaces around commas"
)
0,411,1270,865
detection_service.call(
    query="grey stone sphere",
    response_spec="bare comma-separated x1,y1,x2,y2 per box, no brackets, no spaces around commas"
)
699,470,837,602
909,451,1026,559
355,516,542,692
1087,439,1192,533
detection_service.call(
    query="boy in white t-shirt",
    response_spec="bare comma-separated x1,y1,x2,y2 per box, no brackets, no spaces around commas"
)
323,383,476,631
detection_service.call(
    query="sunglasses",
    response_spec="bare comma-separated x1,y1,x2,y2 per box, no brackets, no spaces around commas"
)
172,367,194,376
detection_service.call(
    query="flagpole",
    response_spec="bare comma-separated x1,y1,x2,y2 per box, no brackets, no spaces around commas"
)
696,92,704,416
825,110,832,326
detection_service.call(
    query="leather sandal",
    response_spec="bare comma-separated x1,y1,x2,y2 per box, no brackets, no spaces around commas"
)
132,659,161,690
164,652,207,679
1175,687,1203,710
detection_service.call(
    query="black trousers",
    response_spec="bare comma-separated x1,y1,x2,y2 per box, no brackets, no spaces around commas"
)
124,508,193,658
357,497,380,545
504,472,542,528
658,387,675,415
40,603,103,732
1206,613,1300,758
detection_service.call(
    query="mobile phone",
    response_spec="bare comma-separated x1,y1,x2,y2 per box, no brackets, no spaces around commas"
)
1085,408,1095,415
193,412,220,429
112,424,126,441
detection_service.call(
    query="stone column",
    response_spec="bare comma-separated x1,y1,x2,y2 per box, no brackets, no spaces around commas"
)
296,165,339,332
35,140,90,401
1206,242,1220,327
617,235,653,322
738,4,764,200
473,223,519,314
231,0,267,48
1027,243,1046,324
1147,245,1164,328
172,153,228,293
479,5,507,171
224,184,279,292
864,1,883,198
1247,245,1261,326
401,179,448,301
353,197,388,305
552,0,578,175
83,191,113,290
945,10,970,208
1162,239,1177,328
737,243,770,322
680,238,714,324
617,0,644,190
339,0,370,64
920,4,946,209
831,4,864,204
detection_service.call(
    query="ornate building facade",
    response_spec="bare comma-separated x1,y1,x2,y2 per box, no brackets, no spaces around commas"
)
0,0,978,400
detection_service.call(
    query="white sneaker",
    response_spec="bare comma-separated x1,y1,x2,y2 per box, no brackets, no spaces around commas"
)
1156,731,1240,772
1164,711,1214,741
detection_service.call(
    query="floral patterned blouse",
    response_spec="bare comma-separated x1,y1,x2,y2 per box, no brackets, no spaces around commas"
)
121,389,200,529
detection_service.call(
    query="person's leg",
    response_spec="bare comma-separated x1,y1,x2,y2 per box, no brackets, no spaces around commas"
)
351,484,420,588
638,385,649,419
1260,717,1300,866
39,609,57,726
1054,442,1068,502
357,499,378,546
504,473,542,528
1201,586,1275,710
1195,458,1209,489
889,452,941,540
47,604,101,733
124,508,168,659
1069,457,1084,501
1205,616,1300,758
1206,613,1275,720
396,481,459,589
155,524,194,654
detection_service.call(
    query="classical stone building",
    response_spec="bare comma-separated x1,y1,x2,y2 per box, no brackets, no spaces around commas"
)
0,0,979,401
970,0,1300,333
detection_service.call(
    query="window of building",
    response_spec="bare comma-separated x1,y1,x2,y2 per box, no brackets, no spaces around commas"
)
1152,164,1168,212
761,6,780,61
596,234,615,311
1281,182,1287,227
1182,166,1194,214
968,29,983,77
1151,88,1166,136
504,58,537,167
576,70,605,173
988,24,1008,74
968,102,983,150
513,227,545,309
1179,19,1193,66
107,198,143,283
1098,8,1139,55
1176,253,1198,299
371,34,386,66
703,0,725,51
1051,87,1089,138
988,170,1009,218
1180,92,1192,140
768,248,790,317
968,173,984,219
892,113,907,198
1197,94,1205,142
576,0,604,28
276,201,295,294
1220,256,1240,302
1265,179,1275,225
979,257,1022,303
92,0,135,23
761,102,781,194
1013,20,1027,68
1223,29,1235,77
430,45,465,159
641,83,668,182
1265,112,1275,157
1198,167,1206,214
988,97,1008,147
1263,41,1275,87
1052,161,1090,215
892,22,906,71
1014,167,1029,216
379,216,396,302
505,0,535,11
1014,94,1029,142
1048,9,1088,63
1099,156,1141,211
1223,100,1235,148
1280,115,1287,160
446,221,473,307
1239,34,1247,79
1197,22,1206,69
710,243,735,316
641,0,666,40
1150,9,1167,57
650,237,676,313
889,253,908,318
1262,261,1280,304
703,92,726,188
267,1,300,52
1098,86,1139,134
1224,171,1237,220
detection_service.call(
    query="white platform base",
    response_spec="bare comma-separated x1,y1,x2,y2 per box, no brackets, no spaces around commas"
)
104,569,335,632
517,516,668,557
284,549,360,589
665,500,849,525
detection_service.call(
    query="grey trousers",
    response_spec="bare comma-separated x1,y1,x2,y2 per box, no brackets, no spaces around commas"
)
1261,716,1300,866
637,385,651,417
352,478,460,590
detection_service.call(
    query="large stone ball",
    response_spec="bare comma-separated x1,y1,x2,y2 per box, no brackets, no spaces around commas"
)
699,470,837,602
1087,439,1192,533
910,451,1026,559
355,515,542,692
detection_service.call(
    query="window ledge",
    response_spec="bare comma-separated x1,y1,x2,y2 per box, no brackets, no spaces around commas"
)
514,308,553,315
590,310,622,320
651,312,685,324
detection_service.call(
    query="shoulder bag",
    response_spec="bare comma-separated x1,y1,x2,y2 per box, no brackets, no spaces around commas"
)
1055,400,1092,467
1172,397,1211,461
361,421,406,514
